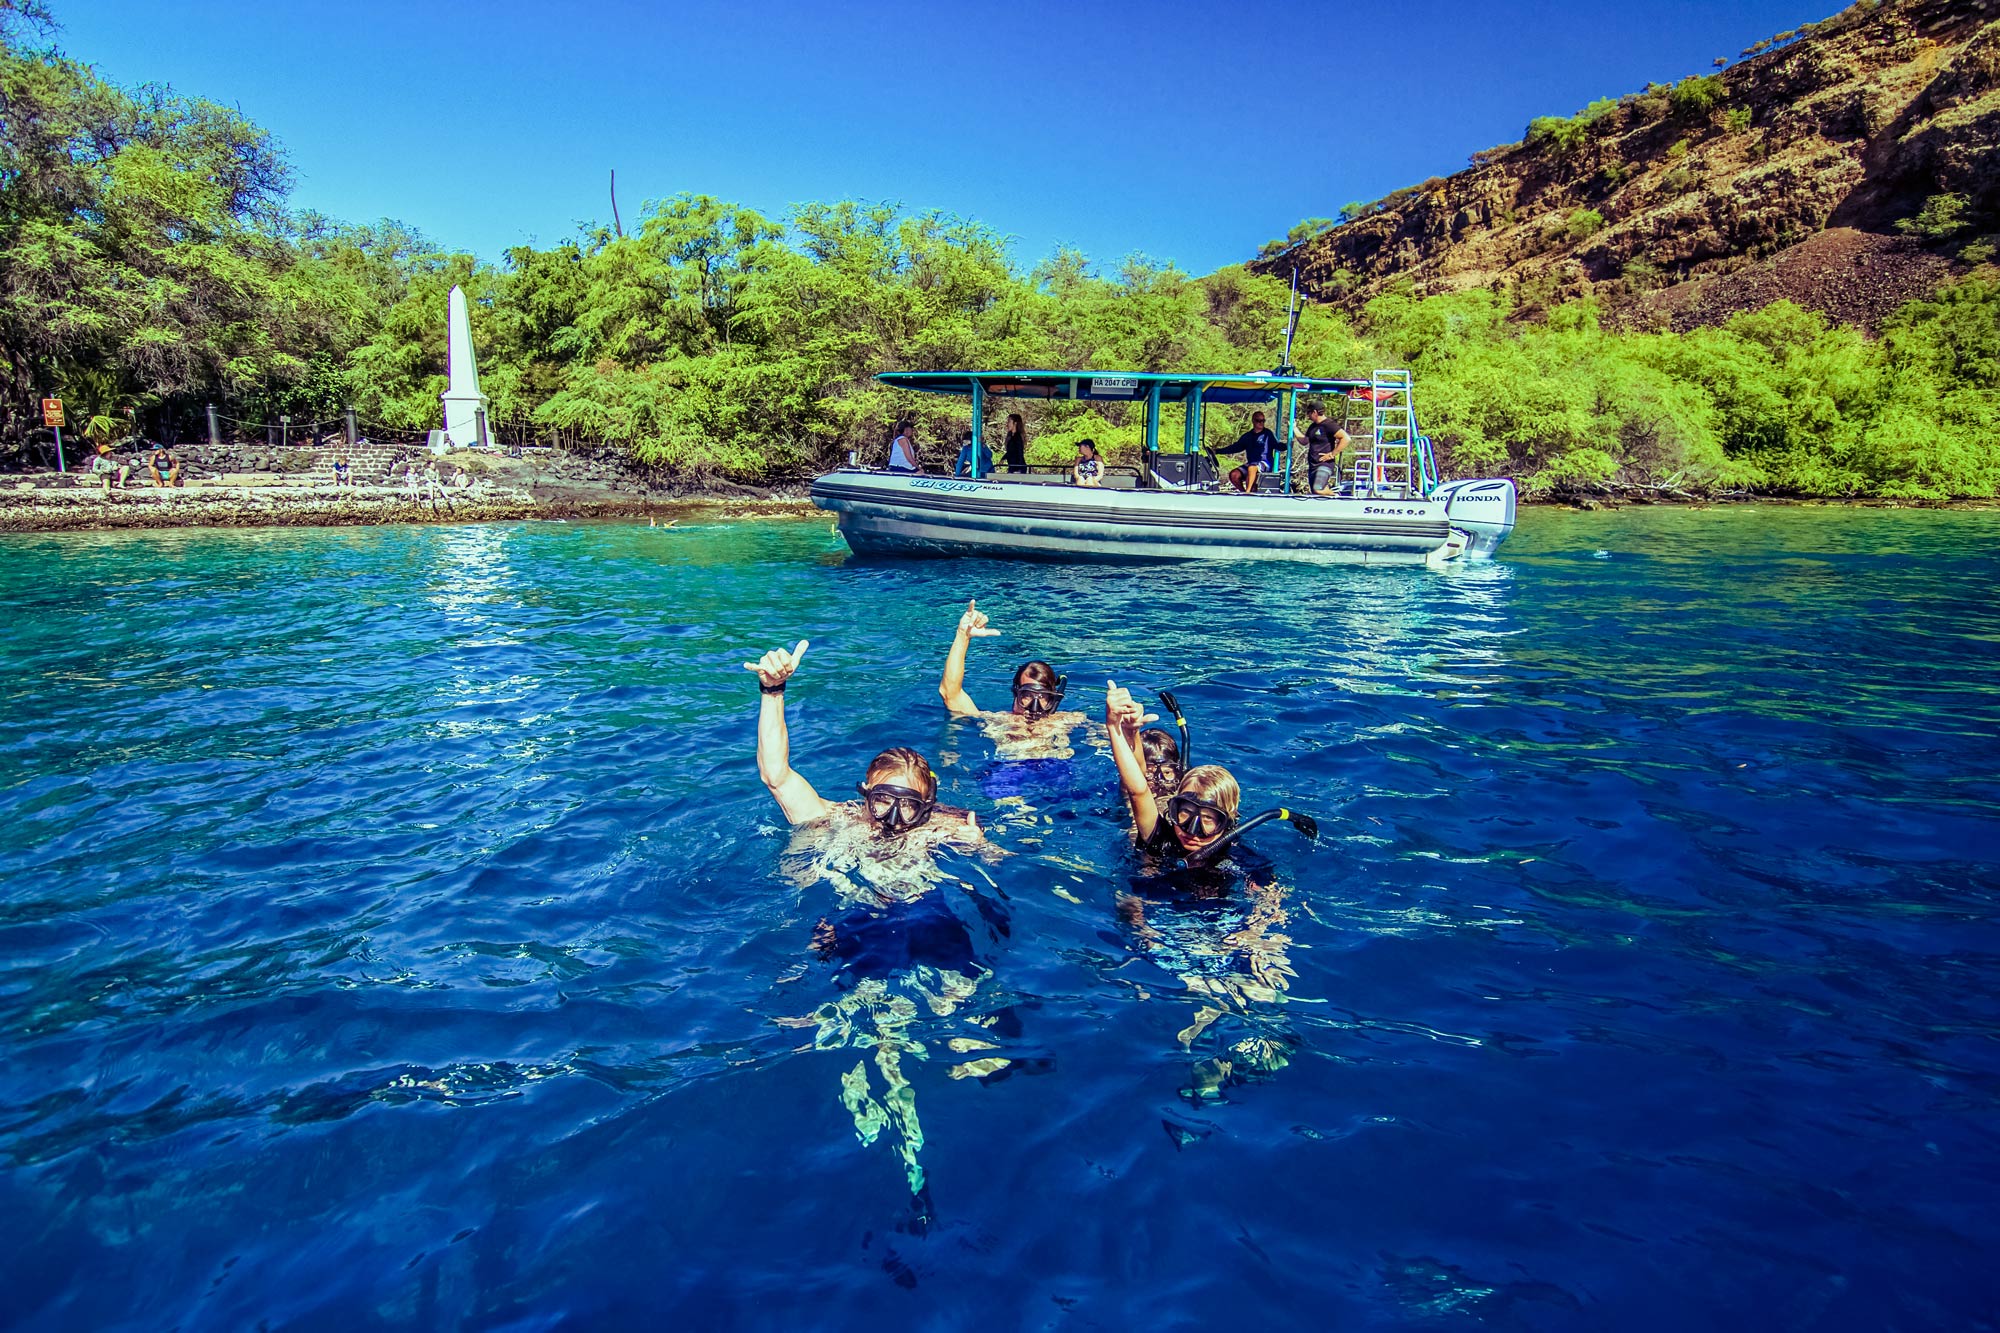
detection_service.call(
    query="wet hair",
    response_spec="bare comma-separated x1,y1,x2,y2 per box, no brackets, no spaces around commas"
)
1175,764,1240,819
864,746,936,799
1012,660,1060,691
1140,727,1180,765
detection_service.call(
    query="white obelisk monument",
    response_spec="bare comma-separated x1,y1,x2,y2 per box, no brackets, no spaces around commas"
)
439,285,492,448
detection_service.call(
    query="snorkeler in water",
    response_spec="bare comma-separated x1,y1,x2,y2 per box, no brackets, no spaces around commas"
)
1102,682,1187,852
748,638,1017,1214
1106,680,1308,1099
937,599,1087,761
1105,680,1246,866
750,638,985,850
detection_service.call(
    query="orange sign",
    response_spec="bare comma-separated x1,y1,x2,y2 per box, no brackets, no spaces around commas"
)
40,397,63,428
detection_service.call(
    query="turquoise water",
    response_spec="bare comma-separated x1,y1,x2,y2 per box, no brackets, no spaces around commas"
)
2,508,1997,1329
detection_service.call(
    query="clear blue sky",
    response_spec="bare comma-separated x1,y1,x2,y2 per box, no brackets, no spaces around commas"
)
58,0,1836,275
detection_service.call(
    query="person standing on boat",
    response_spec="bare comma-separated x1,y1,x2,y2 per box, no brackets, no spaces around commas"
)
938,599,1088,761
1002,413,1028,474
1302,402,1350,496
1214,411,1279,493
886,421,920,472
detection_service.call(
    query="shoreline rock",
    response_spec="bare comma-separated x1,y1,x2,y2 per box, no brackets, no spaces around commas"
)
0,483,819,534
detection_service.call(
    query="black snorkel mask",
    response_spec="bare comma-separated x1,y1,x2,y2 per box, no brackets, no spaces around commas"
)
856,782,938,837
1012,674,1068,718
1165,792,1235,843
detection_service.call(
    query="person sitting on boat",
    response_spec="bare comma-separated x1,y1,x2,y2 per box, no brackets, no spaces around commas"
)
938,599,1088,760
1213,411,1278,493
1071,439,1103,488
886,421,920,473
954,430,994,479
1302,402,1351,496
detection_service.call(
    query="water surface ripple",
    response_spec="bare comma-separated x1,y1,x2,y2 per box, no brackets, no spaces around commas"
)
2,508,1997,1329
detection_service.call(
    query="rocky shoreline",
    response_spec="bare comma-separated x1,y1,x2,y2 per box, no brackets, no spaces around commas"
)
0,479,817,534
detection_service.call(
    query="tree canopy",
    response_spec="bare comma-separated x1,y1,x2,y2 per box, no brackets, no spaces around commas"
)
3,4,1995,498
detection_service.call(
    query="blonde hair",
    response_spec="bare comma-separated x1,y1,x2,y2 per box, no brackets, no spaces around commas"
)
865,746,936,798
1176,764,1239,818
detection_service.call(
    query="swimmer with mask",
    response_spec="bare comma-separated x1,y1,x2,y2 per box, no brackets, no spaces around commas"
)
1105,680,1247,867
1103,681,1189,854
1105,681,1299,1100
937,599,1088,762
749,638,1011,1217
750,638,986,855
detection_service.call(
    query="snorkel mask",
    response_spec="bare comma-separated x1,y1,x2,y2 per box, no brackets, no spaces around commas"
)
856,781,938,836
1165,792,1235,844
1011,674,1068,718
1145,759,1184,794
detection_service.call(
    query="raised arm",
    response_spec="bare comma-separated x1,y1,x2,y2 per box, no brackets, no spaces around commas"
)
744,639,833,825
938,599,998,717
1105,680,1161,843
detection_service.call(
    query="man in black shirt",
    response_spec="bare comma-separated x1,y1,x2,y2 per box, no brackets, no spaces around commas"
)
1213,411,1279,493
1302,402,1350,496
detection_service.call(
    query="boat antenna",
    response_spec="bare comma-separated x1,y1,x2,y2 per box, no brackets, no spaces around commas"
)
1276,267,1301,375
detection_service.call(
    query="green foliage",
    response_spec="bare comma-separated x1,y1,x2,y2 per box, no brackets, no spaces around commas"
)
1725,105,1753,132
5,2,1998,500
1671,74,1725,118
1896,193,1971,241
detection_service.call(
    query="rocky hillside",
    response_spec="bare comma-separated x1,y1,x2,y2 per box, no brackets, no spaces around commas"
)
1254,0,2000,330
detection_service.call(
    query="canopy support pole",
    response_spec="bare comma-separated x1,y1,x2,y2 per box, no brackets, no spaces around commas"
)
970,379,985,474
1144,381,1162,477
1282,388,1297,493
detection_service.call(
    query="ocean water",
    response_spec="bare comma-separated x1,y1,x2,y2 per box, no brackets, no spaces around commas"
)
1,507,1996,1331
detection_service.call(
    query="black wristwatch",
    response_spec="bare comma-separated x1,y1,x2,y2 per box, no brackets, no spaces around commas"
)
760,681,786,696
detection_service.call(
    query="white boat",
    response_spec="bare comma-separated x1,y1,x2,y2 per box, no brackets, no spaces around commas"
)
811,369,1517,566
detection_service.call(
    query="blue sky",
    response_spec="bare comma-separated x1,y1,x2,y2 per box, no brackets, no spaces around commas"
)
58,0,1835,275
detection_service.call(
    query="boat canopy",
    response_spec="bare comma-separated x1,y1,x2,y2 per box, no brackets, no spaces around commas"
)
877,369,1367,405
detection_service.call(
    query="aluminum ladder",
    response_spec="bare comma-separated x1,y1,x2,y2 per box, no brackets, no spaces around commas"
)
1351,369,1416,497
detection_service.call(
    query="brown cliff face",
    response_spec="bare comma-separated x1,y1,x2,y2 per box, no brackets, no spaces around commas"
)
1254,0,2000,330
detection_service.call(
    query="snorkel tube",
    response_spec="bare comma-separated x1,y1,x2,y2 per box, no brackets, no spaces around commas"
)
1184,807,1320,866
1156,689,1191,769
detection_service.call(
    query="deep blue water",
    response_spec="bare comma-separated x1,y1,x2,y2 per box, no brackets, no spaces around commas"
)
2,508,1997,1331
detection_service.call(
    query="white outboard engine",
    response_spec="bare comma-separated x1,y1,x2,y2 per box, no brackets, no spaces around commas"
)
1433,479,1517,558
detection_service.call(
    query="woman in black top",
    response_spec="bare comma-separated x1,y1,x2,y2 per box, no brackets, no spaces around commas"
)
1002,413,1027,473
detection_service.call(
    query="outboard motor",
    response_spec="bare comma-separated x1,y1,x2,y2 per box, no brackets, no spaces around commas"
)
1434,479,1517,557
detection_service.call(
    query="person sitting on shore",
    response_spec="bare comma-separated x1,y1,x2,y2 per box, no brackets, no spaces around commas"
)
938,599,1088,760
1071,439,1103,488
955,430,994,479
147,444,181,488
886,421,920,473
90,443,133,495
332,455,352,488
1213,412,1278,494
